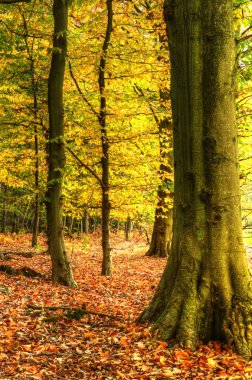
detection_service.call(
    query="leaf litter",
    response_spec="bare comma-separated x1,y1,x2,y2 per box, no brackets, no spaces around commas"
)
0,232,251,379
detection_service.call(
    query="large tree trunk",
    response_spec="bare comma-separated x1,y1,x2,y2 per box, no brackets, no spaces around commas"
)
46,0,76,287
139,0,252,359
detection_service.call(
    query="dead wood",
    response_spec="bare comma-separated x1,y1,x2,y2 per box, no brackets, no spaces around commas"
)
0,251,34,258
0,265,42,278
27,304,122,321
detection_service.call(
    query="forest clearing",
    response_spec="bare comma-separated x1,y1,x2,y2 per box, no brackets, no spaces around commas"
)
0,232,252,379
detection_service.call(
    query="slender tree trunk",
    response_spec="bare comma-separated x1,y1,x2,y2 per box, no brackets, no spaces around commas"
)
139,0,252,359
1,207,6,234
125,216,133,241
20,3,40,247
69,216,73,237
83,209,89,234
11,213,17,234
132,0,173,258
100,0,113,276
1,184,7,233
32,193,39,246
46,0,76,287
32,117,39,247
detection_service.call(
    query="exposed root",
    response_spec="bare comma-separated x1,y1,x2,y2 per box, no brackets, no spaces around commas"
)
223,296,252,359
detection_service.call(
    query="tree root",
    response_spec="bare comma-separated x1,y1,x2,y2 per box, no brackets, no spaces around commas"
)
140,291,252,359
223,296,252,359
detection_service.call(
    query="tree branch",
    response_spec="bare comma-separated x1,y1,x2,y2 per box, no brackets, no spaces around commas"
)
68,60,99,119
66,145,103,189
133,84,159,125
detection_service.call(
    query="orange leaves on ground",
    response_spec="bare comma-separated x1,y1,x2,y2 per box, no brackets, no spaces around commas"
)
0,233,252,379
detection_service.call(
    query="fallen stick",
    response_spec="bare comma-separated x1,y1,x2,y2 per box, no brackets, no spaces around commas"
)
0,265,42,278
0,251,34,258
27,304,122,320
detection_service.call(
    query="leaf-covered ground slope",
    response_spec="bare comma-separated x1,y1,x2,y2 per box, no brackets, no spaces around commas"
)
0,233,251,379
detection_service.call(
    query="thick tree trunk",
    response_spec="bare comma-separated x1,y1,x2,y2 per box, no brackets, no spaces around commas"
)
46,0,76,287
139,0,252,359
100,0,113,276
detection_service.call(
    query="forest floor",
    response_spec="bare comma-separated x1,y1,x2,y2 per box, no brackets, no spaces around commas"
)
0,232,251,380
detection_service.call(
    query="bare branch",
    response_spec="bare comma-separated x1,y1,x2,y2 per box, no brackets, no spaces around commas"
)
68,60,99,119
66,145,103,189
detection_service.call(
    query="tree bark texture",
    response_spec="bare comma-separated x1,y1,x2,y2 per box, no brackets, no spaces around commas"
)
139,0,252,359
100,0,113,276
46,0,76,287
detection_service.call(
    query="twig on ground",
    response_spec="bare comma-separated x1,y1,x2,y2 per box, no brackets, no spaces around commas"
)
27,304,123,321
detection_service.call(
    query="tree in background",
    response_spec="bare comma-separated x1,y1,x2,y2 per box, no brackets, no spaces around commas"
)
131,0,173,257
46,0,76,286
139,0,252,359
0,0,48,236
99,0,113,276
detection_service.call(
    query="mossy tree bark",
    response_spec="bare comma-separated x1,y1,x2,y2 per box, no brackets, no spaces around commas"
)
139,0,252,359
46,0,76,287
